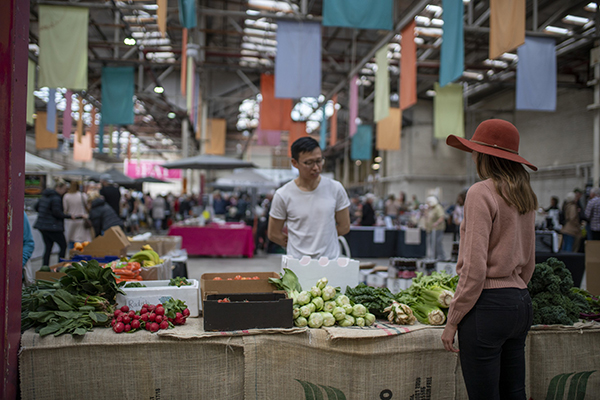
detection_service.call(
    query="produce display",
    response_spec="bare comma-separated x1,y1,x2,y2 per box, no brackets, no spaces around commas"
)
528,258,590,325
124,282,146,288
128,245,163,267
212,275,261,281
573,288,600,322
108,260,142,283
169,277,192,287
72,241,90,252
111,299,190,333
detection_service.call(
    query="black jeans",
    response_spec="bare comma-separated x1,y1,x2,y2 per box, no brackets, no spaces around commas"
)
458,288,533,400
40,230,67,267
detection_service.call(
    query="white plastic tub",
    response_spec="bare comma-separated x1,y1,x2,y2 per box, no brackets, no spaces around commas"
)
116,279,200,317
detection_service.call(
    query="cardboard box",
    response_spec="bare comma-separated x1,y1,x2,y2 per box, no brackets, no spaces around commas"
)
35,262,70,281
139,257,172,281
115,279,200,317
281,256,360,292
586,241,600,296
203,292,293,331
201,272,280,302
71,226,130,258
127,236,182,256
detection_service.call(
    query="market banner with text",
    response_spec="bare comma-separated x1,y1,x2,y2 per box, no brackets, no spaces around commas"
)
351,125,373,161
516,36,556,112
376,108,401,151
260,74,293,131
400,21,417,110
490,0,525,60
322,0,393,30
125,160,182,180
374,46,390,123
434,83,464,139
38,5,88,90
275,21,321,99
439,0,464,87
101,67,135,125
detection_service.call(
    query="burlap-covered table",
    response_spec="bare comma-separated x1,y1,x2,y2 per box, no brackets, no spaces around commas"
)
19,319,600,400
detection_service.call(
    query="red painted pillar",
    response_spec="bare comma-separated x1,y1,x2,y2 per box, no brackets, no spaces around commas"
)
0,0,29,398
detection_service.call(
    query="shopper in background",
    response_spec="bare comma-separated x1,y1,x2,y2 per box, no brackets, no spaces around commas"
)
349,195,361,225
151,194,166,232
212,190,229,218
585,187,600,240
99,174,121,216
268,137,350,259
424,195,446,260
62,181,92,248
451,191,466,241
88,192,124,237
22,211,34,267
560,192,581,251
384,194,399,220
360,194,376,226
34,181,72,266
442,119,538,400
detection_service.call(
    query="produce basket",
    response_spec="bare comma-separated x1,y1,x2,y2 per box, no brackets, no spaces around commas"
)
115,278,199,317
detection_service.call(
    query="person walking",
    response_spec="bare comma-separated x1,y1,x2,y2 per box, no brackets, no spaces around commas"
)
424,195,446,260
88,192,124,237
585,187,600,240
99,173,121,216
62,181,92,248
34,181,73,266
360,194,376,226
561,192,581,251
151,194,166,232
442,119,538,400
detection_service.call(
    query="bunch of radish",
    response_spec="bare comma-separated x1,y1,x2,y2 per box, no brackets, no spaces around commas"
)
111,299,190,334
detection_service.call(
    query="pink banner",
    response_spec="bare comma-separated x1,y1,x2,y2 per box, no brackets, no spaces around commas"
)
63,90,72,140
124,160,182,179
349,75,358,137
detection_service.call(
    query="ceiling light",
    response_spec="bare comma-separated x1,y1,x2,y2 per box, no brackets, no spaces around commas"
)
124,37,136,46
463,71,484,80
585,2,597,12
562,15,590,26
246,9,261,15
483,59,508,68
371,164,380,171
426,90,436,97
425,4,443,17
415,16,431,26
374,156,382,163
167,112,176,119
355,160,362,166
154,86,164,94
500,52,518,61
544,26,572,35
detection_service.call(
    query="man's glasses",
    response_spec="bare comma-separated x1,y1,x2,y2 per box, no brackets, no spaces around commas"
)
301,158,325,167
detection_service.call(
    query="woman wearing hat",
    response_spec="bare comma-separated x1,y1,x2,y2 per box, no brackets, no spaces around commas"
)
441,119,538,399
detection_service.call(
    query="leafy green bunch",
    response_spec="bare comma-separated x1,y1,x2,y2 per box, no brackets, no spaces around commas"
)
345,284,395,318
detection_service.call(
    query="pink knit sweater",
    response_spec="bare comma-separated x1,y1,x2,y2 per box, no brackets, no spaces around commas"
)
447,179,536,326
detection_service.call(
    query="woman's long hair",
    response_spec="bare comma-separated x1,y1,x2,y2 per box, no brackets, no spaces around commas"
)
475,152,538,214
68,181,80,194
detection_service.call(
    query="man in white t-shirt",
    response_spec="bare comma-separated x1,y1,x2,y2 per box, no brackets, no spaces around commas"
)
268,137,351,259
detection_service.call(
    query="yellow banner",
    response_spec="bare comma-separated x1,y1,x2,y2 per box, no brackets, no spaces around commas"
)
376,108,401,151
205,119,226,155
35,112,58,150
489,0,525,59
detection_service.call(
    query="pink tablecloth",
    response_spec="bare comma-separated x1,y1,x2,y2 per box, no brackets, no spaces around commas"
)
168,223,254,258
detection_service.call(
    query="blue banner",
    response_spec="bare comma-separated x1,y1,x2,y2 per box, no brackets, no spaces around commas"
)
439,0,464,87
47,88,56,133
275,21,321,98
178,0,197,29
101,67,135,125
516,36,556,111
351,125,373,161
320,106,327,150
323,0,393,30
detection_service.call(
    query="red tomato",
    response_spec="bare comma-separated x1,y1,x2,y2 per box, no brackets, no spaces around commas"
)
213,277,222,280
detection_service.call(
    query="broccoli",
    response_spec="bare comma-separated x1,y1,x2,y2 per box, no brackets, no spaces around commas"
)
528,258,589,326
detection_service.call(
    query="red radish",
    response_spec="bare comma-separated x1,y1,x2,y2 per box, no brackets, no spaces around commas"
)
147,305,155,311
140,307,148,314
133,315,141,320
145,323,151,331
131,320,141,330
176,312,183,319
114,310,122,317
114,322,125,333
142,303,150,309
182,308,190,317
122,316,131,324
159,321,169,330
111,319,116,327
150,323,159,332
141,314,149,322
155,306,165,316
120,305,129,312
124,324,131,332
148,313,156,322
128,311,135,318
174,316,184,325
116,316,123,323
155,315,163,323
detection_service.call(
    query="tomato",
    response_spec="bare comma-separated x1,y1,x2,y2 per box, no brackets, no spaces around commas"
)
234,275,242,280
252,276,260,280
213,277,222,280
227,278,233,281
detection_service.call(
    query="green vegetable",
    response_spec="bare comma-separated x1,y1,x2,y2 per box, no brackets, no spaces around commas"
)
292,307,301,319
412,302,446,325
335,295,350,307
306,302,317,313
40,265,51,272
162,298,189,320
332,307,346,321
338,315,354,327
297,291,312,306
351,304,367,318
316,277,328,290
308,313,324,328
300,305,312,318
364,313,376,326
345,284,395,318
383,301,416,325
124,282,146,288
342,304,353,315
355,317,365,327
268,268,303,295
528,258,590,325
320,312,336,327
323,301,336,313
169,277,192,287
321,285,336,301
58,260,125,304
310,286,321,298
311,297,324,311
295,316,308,327
420,288,454,308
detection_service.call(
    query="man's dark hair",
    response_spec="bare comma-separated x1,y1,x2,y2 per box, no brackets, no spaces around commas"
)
291,137,320,161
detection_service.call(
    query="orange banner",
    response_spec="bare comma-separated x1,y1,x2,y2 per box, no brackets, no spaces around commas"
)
489,0,525,59
77,97,84,143
35,112,58,150
157,0,167,38
376,108,401,151
400,21,417,110
205,118,226,155
89,108,97,148
181,28,188,96
73,131,93,162
330,94,338,146
260,74,293,131
288,121,307,157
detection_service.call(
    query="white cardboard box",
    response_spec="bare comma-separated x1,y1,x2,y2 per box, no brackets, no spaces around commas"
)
282,256,359,292
115,279,200,317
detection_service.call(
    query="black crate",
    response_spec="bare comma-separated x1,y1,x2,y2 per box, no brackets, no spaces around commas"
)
203,292,293,331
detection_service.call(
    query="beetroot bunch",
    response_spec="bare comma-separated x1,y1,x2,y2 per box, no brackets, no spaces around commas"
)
111,299,190,334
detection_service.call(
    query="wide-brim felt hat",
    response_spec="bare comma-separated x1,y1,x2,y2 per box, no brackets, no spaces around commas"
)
446,119,537,171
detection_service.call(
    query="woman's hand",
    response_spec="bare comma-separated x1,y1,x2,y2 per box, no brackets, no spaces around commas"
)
441,323,459,353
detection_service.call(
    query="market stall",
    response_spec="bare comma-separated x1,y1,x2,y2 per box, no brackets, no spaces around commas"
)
344,227,426,258
168,222,254,258
19,318,600,400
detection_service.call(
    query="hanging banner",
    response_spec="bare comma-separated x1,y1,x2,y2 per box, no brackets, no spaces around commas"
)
157,0,167,38
376,108,401,151
330,94,338,146
205,119,226,155
490,0,525,60
181,28,188,96
275,20,321,99
98,113,104,153
38,5,88,90
351,125,373,161
400,21,417,110
101,66,135,125
73,131,93,162
178,0,197,29
374,46,390,122
187,58,195,116
63,90,72,140
434,83,464,139
440,0,464,87
516,36,556,111
288,121,307,157
35,112,58,150
125,160,182,179
322,0,393,30
196,89,203,140
256,106,281,146
46,88,57,133
27,59,36,126
192,73,201,132
349,75,359,137
90,108,97,149
76,97,84,143
320,106,328,150
260,74,293,131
